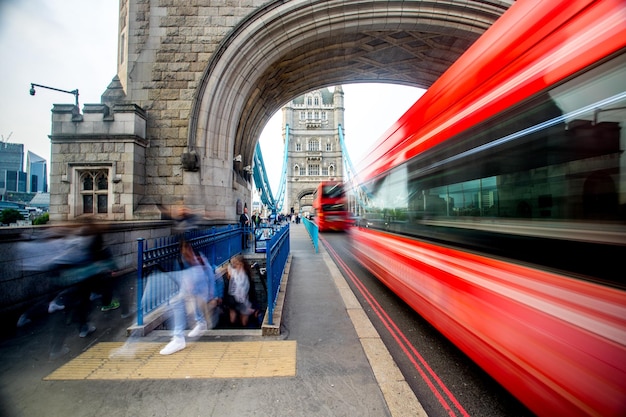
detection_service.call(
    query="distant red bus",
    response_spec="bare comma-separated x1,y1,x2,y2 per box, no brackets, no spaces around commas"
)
312,181,349,232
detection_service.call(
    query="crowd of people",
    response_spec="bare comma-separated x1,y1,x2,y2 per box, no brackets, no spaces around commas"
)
17,220,125,360
244,208,299,229
16,206,268,359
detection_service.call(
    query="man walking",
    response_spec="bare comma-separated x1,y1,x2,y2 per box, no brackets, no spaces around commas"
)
239,207,251,248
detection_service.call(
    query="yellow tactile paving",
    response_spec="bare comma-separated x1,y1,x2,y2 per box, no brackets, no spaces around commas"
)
44,340,297,380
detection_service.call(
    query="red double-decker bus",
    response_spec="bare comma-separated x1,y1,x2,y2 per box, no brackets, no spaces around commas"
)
350,1,626,415
312,181,349,232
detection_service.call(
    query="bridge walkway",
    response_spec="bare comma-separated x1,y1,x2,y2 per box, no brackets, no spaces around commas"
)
0,224,424,417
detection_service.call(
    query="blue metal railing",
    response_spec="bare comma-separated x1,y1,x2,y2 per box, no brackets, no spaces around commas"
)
265,223,290,325
136,222,291,328
136,224,243,326
302,217,319,253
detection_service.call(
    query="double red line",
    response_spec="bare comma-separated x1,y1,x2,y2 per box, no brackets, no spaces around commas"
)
322,236,470,417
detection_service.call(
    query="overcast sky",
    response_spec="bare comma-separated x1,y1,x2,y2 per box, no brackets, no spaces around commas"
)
0,0,118,162
0,0,424,196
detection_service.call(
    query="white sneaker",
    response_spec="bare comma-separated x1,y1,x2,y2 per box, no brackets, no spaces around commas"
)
48,300,65,313
159,336,186,355
49,346,70,361
79,323,96,338
17,314,31,327
188,322,207,338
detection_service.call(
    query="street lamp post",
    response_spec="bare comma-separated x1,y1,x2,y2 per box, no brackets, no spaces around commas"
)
29,83,79,107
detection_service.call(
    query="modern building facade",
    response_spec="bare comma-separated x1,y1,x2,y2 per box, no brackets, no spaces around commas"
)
0,144,49,209
26,151,48,193
0,143,24,193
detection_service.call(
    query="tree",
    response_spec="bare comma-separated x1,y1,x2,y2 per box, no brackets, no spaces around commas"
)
33,212,49,225
0,208,25,225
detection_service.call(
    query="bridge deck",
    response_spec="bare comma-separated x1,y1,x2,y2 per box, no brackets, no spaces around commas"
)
0,224,423,417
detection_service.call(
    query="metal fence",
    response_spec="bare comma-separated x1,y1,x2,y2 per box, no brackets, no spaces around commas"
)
265,223,290,325
302,217,319,253
135,222,290,327
136,225,243,326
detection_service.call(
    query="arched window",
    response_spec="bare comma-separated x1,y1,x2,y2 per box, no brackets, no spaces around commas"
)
314,96,319,106
307,96,312,106
293,164,300,176
79,169,109,214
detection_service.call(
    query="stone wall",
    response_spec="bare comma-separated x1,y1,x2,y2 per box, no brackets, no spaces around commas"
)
116,0,269,221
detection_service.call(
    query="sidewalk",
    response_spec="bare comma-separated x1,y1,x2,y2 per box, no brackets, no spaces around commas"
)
0,223,424,417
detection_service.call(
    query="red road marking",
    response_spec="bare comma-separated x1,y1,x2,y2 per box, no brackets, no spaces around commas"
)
322,236,470,417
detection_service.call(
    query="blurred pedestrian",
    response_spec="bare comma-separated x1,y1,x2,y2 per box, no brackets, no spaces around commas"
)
45,222,117,359
225,254,256,327
159,239,215,355
172,206,203,234
251,211,260,228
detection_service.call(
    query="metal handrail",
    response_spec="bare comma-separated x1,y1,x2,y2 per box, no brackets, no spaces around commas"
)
135,225,242,326
302,217,318,253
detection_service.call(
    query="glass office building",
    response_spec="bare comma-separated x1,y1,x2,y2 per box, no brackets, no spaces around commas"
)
26,151,48,192
0,143,24,192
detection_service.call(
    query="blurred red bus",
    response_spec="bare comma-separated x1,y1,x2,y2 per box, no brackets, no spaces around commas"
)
312,181,349,232
350,0,626,416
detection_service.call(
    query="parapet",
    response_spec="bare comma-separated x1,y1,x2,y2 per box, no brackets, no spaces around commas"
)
51,103,147,141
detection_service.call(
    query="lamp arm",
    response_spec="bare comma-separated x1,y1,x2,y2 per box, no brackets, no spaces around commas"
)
30,83,79,106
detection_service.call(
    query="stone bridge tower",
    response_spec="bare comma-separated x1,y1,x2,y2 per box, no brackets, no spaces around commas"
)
282,86,344,215
45,0,511,224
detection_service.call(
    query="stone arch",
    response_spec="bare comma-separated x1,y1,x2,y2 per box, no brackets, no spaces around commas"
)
297,188,316,201
185,0,511,217
296,187,317,213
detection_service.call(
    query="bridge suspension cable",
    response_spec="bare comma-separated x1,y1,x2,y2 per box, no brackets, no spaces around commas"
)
253,143,275,210
253,124,290,213
273,124,289,212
